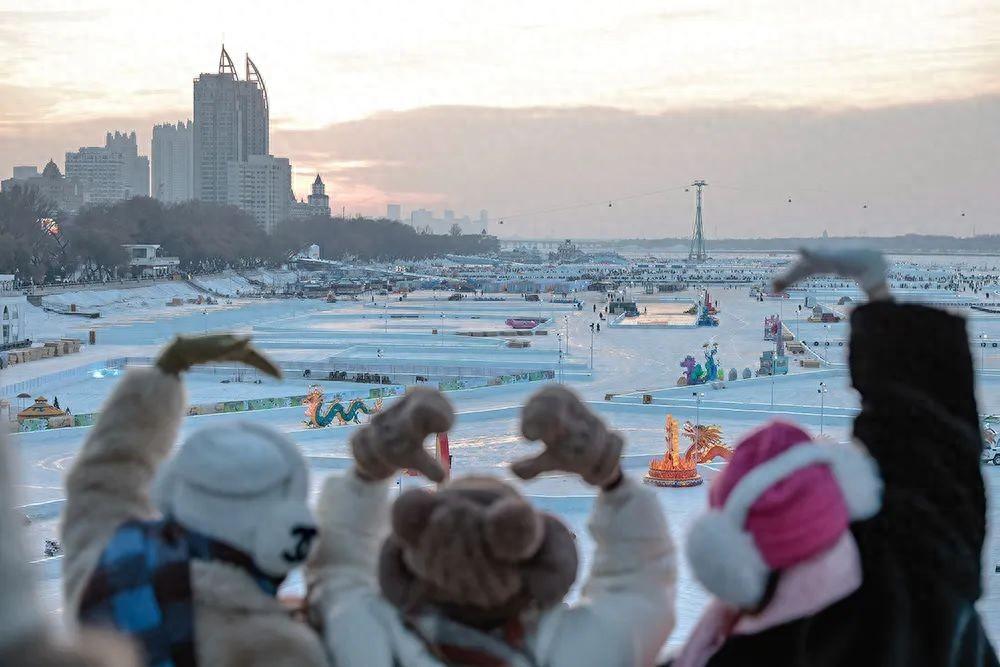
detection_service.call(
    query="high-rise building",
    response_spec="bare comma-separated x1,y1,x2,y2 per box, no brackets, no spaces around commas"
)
12,166,39,181
65,131,149,204
387,203,401,221
152,121,193,203
226,155,290,234
1,160,85,213
193,47,269,205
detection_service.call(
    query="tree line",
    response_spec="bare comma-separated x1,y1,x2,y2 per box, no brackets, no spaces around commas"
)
0,186,499,283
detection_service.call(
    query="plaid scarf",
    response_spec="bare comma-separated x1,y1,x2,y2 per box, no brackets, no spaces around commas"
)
406,610,538,667
78,518,282,667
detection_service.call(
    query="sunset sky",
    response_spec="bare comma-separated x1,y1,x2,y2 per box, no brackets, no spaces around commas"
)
2,0,998,237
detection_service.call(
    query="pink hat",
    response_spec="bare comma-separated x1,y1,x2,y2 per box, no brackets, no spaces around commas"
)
710,421,847,569
685,420,882,609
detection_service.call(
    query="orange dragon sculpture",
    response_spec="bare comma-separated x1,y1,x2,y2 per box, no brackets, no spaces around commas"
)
644,415,734,487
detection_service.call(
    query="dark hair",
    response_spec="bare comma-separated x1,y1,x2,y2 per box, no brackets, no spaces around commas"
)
748,570,782,615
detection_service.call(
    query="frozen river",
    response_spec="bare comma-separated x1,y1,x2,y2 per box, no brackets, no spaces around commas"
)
5,285,1000,650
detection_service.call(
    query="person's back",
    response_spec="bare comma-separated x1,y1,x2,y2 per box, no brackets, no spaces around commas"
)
671,249,998,667
308,385,676,667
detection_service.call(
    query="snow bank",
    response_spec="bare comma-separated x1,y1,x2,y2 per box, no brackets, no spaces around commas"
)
189,273,257,297
40,282,203,312
244,268,299,289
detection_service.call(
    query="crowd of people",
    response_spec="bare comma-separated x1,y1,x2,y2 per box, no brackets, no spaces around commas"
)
1,248,998,666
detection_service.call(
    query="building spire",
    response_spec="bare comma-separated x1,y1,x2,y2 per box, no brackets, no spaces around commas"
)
245,55,268,113
219,44,238,78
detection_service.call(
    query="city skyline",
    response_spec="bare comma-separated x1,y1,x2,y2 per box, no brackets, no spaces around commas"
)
1,1,999,237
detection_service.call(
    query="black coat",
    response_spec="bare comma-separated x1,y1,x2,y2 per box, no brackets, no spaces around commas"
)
700,302,998,667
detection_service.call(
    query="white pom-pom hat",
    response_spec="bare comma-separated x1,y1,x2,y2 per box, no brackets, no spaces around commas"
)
152,422,316,577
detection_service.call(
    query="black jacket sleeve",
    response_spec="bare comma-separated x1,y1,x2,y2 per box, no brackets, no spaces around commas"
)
849,301,985,600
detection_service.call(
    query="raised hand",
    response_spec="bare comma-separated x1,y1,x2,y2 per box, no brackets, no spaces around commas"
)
350,387,454,482
773,247,890,301
155,334,282,378
513,385,623,488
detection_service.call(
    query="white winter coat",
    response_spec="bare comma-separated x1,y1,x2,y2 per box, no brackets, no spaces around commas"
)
307,471,676,667
61,367,328,667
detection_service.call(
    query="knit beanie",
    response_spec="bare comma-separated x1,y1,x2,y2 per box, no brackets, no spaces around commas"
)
709,421,848,569
152,422,316,577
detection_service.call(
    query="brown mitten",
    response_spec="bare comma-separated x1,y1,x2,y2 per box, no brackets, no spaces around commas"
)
513,385,623,487
350,387,454,482
156,334,281,378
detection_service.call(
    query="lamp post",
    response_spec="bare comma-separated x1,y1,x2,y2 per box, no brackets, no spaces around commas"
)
564,315,569,351
823,323,831,363
693,391,704,429
770,368,775,409
202,309,208,334
981,334,989,369
590,327,595,371
556,333,563,383
818,382,828,434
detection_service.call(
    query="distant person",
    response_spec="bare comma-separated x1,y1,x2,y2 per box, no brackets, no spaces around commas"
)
597,322,601,332
590,322,595,332
308,386,675,667
668,249,997,667
593,303,597,312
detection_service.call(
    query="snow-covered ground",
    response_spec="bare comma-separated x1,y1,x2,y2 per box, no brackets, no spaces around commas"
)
6,280,1000,649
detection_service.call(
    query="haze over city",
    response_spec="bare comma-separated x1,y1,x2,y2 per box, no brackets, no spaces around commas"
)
1,0,998,237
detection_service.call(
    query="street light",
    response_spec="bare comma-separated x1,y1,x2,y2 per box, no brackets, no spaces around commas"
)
556,333,564,383
823,323,832,364
770,367,775,409
590,327,595,371
981,334,989,369
818,382,828,434
693,391,705,429
564,315,570,351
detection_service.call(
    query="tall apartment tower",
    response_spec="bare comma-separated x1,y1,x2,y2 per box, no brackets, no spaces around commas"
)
65,131,149,203
193,46,269,205
226,155,290,234
152,121,193,203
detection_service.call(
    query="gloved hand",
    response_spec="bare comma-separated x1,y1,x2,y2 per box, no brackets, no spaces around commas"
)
513,385,623,488
156,334,282,378
351,387,454,483
773,247,891,301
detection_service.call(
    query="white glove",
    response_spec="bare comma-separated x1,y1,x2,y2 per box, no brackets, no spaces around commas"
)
773,248,891,301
